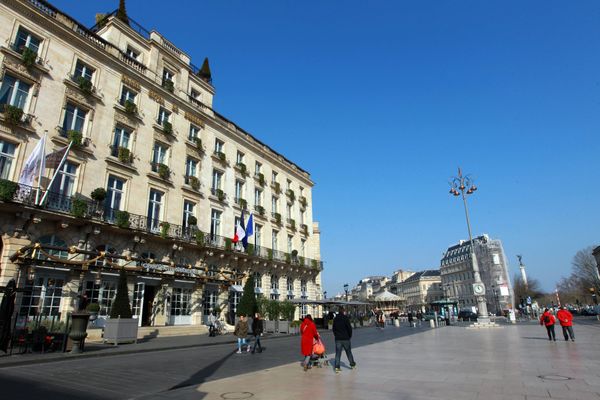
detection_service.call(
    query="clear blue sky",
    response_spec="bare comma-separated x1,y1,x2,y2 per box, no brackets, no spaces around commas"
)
52,1,600,296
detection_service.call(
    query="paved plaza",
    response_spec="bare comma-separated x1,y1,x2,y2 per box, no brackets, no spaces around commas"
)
1,319,599,399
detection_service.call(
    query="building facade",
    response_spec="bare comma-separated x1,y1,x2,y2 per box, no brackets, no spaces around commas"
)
0,0,322,327
396,270,442,312
440,234,513,315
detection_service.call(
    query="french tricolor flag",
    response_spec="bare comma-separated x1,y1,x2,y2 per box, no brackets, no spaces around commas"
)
233,210,246,244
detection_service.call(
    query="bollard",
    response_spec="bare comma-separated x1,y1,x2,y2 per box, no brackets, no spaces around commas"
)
429,319,435,328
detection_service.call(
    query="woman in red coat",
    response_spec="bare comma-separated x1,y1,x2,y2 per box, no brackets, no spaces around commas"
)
300,314,319,371
540,308,556,341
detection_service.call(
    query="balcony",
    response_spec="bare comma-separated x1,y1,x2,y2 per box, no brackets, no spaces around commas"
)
0,179,325,271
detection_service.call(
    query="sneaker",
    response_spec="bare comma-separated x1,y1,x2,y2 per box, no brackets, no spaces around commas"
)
351,364,357,369
335,368,341,374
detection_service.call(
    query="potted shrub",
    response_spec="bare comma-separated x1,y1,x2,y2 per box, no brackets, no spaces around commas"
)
246,243,254,255
286,189,295,202
257,173,265,187
118,147,131,163
158,163,170,180
289,219,296,231
124,100,137,115
224,237,232,251
162,79,174,92
256,205,265,216
236,163,247,176
195,230,205,246
77,76,93,95
285,253,291,264
115,210,130,228
160,222,170,239
194,137,203,151
21,47,37,68
0,179,18,202
274,213,281,225
216,151,226,162
267,249,273,261
67,130,83,146
188,215,198,227
239,198,247,209
216,189,225,202
188,176,200,191
71,197,88,218
272,181,281,194
3,105,24,125
278,300,296,334
162,121,172,135
103,267,138,344
311,259,319,270
91,188,106,203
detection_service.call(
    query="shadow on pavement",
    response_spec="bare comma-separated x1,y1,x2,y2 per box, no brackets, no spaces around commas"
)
0,374,105,400
168,349,236,391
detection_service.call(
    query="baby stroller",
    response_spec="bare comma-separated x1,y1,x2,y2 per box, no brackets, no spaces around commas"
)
309,337,329,368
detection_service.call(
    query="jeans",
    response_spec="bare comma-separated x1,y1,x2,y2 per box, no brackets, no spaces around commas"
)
545,325,556,340
237,337,247,351
562,326,575,341
334,340,356,369
251,334,262,352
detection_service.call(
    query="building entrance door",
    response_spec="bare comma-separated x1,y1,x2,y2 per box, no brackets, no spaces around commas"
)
142,285,156,326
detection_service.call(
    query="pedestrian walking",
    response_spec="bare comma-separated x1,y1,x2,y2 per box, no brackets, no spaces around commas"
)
251,312,264,353
540,308,556,341
333,307,356,373
234,314,250,353
300,314,319,371
556,306,575,342
408,312,414,327
208,312,217,337
416,311,423,326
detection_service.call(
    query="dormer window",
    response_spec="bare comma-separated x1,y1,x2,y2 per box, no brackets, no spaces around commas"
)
126,46,139,60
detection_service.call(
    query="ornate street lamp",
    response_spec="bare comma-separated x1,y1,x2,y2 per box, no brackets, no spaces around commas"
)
449,167,490,323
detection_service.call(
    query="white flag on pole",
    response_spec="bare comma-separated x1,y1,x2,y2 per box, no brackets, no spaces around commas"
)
18,133,46,187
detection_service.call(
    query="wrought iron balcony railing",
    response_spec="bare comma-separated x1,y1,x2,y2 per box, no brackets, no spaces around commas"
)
0,181,324,270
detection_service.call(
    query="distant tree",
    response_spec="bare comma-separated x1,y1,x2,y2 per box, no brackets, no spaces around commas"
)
513,274,545,306
237,275,257,317
571,246,600,293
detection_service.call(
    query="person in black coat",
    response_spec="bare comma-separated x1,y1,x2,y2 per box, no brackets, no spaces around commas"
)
332,307,356,373
251,312,264,353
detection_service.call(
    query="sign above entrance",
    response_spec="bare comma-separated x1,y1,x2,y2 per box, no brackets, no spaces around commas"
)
142,263,201,278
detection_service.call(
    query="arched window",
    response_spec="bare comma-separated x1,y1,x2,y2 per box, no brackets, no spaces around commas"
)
37,235,68,259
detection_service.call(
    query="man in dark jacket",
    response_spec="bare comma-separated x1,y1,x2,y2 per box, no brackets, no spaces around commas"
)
333,307,356,373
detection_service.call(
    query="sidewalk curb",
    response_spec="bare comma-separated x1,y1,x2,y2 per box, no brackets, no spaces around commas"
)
0,333,300,369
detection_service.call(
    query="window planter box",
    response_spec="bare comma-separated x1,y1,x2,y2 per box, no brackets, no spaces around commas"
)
188,176,200,191
255,205,265,216
235,163,248,177
123,100,137,115
271,181,281,194
117,147,132,164
256,173,266,187
162,79,174,93
1,104,24,126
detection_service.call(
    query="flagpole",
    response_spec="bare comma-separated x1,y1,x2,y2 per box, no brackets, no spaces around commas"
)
34,131,47,206
39,140,73,206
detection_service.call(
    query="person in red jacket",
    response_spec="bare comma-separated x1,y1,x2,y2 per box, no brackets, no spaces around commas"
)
300,314,319,371
540,308,556,341
556,306,575,342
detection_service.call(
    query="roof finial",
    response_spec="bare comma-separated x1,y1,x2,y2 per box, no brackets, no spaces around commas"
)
198,57,212,83
116,0,130,26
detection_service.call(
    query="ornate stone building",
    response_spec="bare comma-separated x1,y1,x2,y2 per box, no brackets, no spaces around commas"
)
440,234,512,315
0,0,322,328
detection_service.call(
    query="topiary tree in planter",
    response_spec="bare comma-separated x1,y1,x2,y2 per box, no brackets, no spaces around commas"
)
0,179,19,202
158,163,170,180
237,275,256,317
91,188,106,203
162,121,173,135
160,222,170,239
224,237,232,251
104,267,138,344
110,268,132,319
77,76,93,95
21,47,37,68
124,100,137,115
195,230,205,246
188,215,197,226
118,147,131,164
